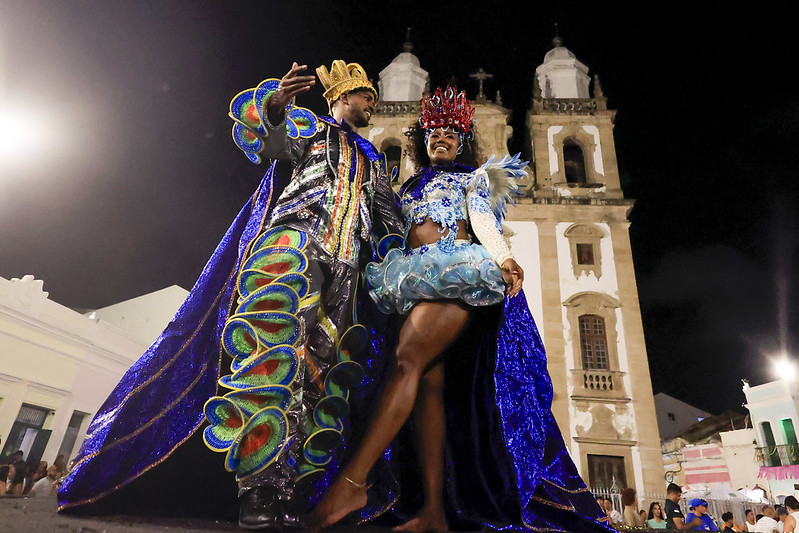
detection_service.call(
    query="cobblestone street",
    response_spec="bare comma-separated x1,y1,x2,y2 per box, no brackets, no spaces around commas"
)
0,495,399,532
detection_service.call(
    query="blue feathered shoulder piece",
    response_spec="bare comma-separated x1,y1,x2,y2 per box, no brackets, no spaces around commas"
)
471,153,528,223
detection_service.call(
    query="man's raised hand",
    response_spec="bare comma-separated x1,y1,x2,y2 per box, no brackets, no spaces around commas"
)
266,62,316,124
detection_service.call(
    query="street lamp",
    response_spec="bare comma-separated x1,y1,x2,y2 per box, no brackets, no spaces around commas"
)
0,106,39,166
774,357,797,381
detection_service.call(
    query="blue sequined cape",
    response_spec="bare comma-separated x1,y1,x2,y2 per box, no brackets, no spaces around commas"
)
380,296,615,532
56,162,613,532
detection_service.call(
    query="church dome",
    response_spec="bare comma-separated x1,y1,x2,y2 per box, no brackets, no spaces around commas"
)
543,45,577,63
389,51,421,67
535,38,591,99
378,41,429,102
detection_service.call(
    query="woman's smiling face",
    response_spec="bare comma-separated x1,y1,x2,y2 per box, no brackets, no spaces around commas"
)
426,127,460,165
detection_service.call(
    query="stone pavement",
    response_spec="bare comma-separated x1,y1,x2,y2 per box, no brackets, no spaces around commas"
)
0,494,396,532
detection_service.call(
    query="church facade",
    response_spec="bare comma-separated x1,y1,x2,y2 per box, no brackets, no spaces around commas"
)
363,38,664,496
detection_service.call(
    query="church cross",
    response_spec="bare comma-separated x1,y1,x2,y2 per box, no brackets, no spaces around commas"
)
470,67,493,102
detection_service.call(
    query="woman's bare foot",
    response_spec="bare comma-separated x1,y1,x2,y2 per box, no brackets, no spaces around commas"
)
393,507,449,533
306,475,368,529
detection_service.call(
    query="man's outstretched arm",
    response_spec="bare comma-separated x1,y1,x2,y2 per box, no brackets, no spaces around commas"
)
260,62,317,162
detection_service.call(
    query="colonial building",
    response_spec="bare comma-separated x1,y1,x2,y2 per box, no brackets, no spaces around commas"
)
0,275,187,468
746,378,799,500
363,37,665,496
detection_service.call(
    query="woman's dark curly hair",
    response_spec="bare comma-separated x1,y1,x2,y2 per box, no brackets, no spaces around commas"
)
404,121,483,171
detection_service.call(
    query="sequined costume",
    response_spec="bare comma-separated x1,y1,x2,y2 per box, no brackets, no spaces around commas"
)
214,110,402,497
57,72,404,519
367,161,513,314
57,74,613,532
363,158,614,532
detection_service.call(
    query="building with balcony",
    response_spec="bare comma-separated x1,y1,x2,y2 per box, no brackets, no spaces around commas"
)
745,379,799,500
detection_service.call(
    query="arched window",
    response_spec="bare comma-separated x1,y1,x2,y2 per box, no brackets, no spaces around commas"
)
563,139,587,185
579,314,609,370
380,140,402,183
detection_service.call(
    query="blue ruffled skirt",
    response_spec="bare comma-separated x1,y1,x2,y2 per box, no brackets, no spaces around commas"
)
365,240,506,315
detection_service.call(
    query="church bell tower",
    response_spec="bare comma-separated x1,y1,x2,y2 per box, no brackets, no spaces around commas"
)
505,37,664,496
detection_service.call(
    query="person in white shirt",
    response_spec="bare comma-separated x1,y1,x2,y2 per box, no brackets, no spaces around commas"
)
778,506,788,533
746,510,760,532
753,506,781,533
783,496,799,533
28,465,58,497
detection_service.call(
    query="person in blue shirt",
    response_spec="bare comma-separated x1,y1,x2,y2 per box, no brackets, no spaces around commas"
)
684,499,719,531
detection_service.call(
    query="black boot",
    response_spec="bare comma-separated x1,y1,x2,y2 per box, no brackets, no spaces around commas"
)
276,495,303,529
238,487,280,530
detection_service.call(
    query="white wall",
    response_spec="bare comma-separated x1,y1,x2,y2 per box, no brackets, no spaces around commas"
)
0,275,185,464
91,285,188,346
745,380,799,447
719,428,761,491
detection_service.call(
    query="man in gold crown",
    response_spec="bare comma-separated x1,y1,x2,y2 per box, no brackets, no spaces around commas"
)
56,59,404,530
226,59,404,529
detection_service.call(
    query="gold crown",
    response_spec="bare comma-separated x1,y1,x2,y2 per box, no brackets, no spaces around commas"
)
316,60,377,104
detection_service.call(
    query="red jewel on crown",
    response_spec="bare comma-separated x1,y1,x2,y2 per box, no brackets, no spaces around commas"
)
419,86,475,134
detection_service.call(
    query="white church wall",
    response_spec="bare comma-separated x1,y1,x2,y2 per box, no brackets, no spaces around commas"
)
554,221,643,456
505,220,544,338
555,222,620,298
582,125,605,176
547,126,563,176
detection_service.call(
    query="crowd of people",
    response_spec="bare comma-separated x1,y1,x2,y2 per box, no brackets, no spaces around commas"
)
597,484,799,532
0,448,68,497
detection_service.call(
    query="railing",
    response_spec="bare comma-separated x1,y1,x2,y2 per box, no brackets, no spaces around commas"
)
572,369,626,399
528,195,633,207
756,444,799,467
539,98,598,115
553,181,606,189
375,101,419,115
583,370,618,391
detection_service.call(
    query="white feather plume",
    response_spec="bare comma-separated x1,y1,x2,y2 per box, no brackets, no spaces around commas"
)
472,153,528,223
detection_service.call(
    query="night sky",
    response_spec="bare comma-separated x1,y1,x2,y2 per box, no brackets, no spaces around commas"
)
1,1,797,415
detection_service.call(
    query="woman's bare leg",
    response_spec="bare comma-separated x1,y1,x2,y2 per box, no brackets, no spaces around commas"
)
393,362,448,532
308,301,469,528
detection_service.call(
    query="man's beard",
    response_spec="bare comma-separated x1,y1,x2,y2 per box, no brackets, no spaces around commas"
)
351,111,370,128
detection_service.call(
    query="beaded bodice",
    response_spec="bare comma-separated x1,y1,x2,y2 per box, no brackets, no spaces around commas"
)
400,168,493,252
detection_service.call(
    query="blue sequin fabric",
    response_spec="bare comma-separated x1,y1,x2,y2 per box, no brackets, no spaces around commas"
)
57,163,282,512
365,241,504,314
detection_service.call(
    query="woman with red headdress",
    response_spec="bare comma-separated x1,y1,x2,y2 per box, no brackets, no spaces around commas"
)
309,87,612,533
